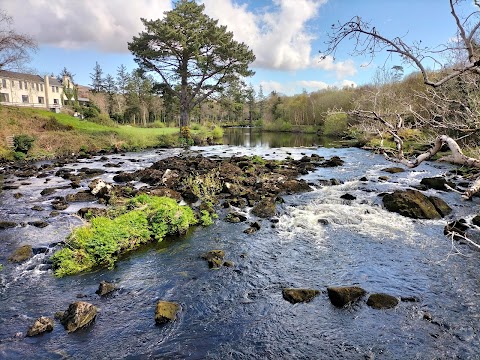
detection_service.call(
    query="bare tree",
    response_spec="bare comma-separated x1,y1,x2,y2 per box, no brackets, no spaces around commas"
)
0,11,37,70
324,0,480,199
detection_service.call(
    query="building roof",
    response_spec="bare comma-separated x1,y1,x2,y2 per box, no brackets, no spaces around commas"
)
48,77,62,86
0,70,43,83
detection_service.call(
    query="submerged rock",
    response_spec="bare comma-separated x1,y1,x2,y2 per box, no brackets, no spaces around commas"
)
340,193,356,201
225,212,247,223
8,245,33,263
155,301,180,324
327,286,366,307
382,189,451,219
201,250,225,269
382,167,405,174
95,281,117,296
0,221,17,230
28,221,48,228
26,316,54,337
51,198,69,210
282,288,320,304
367,293,399,309
322,156,344,167
60,301,97,333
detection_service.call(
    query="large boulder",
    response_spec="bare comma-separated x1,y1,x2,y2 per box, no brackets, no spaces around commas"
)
251,198,277,218
88,179,113,199
282,288,320,304
327,286,366,307
367,293,399,309
60,301,97,333
155,301,180,324
382,189,451,219
8,245,33,263
26,316,54,337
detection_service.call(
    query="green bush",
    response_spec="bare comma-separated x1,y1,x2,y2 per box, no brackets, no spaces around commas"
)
13,134,35,153
90,113,118,127
200,210,214,226
323,113,348,136
51,195,197,277
43,116,74,131
13,151,26,160
211,126,224,139
82,106,100,119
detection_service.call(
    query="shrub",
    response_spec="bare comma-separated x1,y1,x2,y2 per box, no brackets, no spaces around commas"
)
82,106,100,119
200,210,214,226
323,113,348,136
211,126,224,139
51,195,197,277
43,116,74,131
13,134,35,153
13,151,26,160
182,170,223,204
90,113,118,127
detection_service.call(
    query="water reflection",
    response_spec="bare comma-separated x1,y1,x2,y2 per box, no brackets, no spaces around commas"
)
222,127,341,148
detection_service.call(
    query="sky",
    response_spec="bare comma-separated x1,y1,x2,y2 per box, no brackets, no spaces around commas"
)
2,0,476,95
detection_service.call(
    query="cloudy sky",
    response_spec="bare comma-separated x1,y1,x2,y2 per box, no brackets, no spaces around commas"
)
2,0,471,95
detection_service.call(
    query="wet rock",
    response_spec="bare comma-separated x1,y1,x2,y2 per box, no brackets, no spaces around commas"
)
145,187,182,201
78,207,107,219
0,221,17,229
40,188,56,196
420,177,455,191
444,219,469,238
359,176,368,182
340,193,356,201
66,191,97,203
13,193,23,199
327,286,366,307
26,316,54,337
50,211,60,217
225,211,247,223
282,288,320,304
280,179,312,194
52,198,69,210
70,180,82,189
8,245,33,263
401,296,420,303
89,179,112,199
367,293,399,309
28,221,48,228
322,156,344,167
251,198,277,218
95,281,117,296
113,172,136,183
244,221,261,234
31,205,44,211
60,301,97,333
472,215,480,227
201,250,225,269
318,218,329,225
155,301,180,324
378,176,389,182
382,167,405,174
382,189,448,219
223,260,235,267
429,196,453,217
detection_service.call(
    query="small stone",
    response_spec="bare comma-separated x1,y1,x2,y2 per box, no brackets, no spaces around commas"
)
327,286,366,307
28,221,48,228
155,301,180,324
13,193,23,199
26,316,54,337
31,205,44,211
223,261,235,267
60,301,97,333
340,193,356,201
382,167,405,174
282,288,320,304
40,188,56,196
201,250,225,269
96,281,116,296
367,293,399,309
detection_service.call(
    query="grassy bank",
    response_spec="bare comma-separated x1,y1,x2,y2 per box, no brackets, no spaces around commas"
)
0,106,222,161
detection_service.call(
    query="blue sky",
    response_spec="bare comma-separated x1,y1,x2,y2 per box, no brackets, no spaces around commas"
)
3,0,475,95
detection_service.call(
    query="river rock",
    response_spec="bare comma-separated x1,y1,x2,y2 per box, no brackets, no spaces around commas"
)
66,191,97,203
8,245,33,263
225,211,247,223
444,219,469,237
145,187,182,201
251,198,277,218
40,188,56,196
244,221,261,234
282,288,320,304
113,172,136,183
60,301,97,333
429,196,453,217
280,179,312,194
28,220,48,228
89,179,112,198
382,189,450,219
52,198,69,210
340,193,356,201
327,286,366,307
155,301,180,324
420,177,455,191
322,156,344,167
366,293,399,309
471,215,480,227
26,316,54,337
95,281,117,296
0,221,17,229
78,207,108,219
382,167,405,174
201,250,225,269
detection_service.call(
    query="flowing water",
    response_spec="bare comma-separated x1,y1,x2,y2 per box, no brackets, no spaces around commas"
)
0,130,479,359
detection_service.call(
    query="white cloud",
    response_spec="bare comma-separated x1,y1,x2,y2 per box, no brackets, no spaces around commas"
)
2,0,172,52
312,55,357,78
259,80,287,94
296,80,329,90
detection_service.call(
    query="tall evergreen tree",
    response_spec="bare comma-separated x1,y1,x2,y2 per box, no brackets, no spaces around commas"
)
89,61,105,93
128,0,255,129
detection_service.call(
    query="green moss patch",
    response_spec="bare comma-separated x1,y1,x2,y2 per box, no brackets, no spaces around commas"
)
51,195,197,277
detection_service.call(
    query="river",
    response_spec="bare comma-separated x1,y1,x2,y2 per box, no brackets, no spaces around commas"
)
0,129,479,359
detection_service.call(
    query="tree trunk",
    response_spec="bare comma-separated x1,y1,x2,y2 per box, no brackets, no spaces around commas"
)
180,108,189,128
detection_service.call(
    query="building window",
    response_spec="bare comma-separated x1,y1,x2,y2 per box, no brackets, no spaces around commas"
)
1,79,6,88
36,83,39,91
19,81,23,90
52,86,55,92
40,84,43,91
11,80,15,88
0,93,9,102
24,81,27,89
22,95,29,103
53,98,59,105
38,96,44,104
56,86,59,93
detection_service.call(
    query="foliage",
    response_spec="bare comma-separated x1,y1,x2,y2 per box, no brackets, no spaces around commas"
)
13,151,26,160
211,126,224,139
13,134,34,153
51,195,197,277
200,210,214,226
323,113,348,136
43,116,74,131
182,170,223,204
128,0,255,127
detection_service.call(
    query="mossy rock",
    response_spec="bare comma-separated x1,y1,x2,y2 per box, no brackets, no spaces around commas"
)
382,167,405,174
0,221,17,230
95,281,117,296
282,288,320,304
367,293,399,309
155,301,180,324
201,250,225,269
251,198,277,218
8,245,33,263
420,177,455,191
27,316,54,337
60,301,97,333
327,286,366,307
383,189,446,219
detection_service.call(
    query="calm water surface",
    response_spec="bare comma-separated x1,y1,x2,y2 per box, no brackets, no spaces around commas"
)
0,130,479,359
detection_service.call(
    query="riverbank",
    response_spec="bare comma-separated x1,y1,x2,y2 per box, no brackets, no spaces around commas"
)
0,106,223,162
